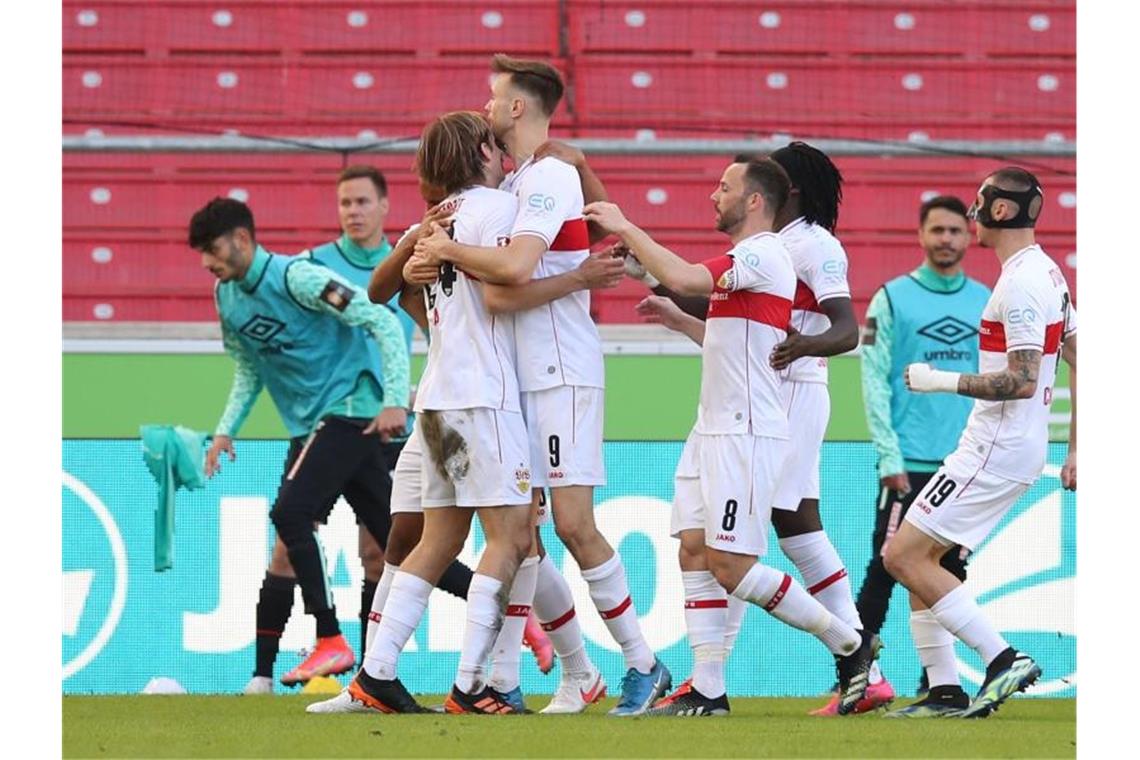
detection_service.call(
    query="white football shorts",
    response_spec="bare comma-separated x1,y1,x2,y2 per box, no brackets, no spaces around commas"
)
671,431,789,558
904,456,1032,552
772,380,829,511
419,408,533,509
389,426,423,515
523,384,606,491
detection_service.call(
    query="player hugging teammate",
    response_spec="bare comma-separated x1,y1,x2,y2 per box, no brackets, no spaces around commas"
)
302,54,1075,720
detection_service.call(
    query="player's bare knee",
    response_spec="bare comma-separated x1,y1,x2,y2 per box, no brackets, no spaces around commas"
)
553,515,601,557
881,541,911,583
706,553,748,593
677,532,707,571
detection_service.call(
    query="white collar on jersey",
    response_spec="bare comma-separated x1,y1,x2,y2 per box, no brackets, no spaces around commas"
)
733,230,781,249
778,216,808,234
1001,244,1042,268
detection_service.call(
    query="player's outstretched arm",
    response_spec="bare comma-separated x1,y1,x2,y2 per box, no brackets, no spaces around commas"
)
583,201,713,295
624,248,711,318
907,349,1041,401
769,296,860,370
1061,333,1076,490
484,248,624,314
414,226,544,286
636,295,706,346
534,140,611,245
208,321,264,477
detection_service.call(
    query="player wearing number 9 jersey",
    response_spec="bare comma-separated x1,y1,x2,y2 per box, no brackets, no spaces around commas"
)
584,156,877,718
884,167,1077,719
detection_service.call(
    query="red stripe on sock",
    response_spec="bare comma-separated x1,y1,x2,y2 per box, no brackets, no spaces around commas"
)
807,568,848,596
506,604,531,617
256,629,283,638
541,607,576,631
684,599,729,609
367,612,381,623
763,574,793,612
600,596,633,620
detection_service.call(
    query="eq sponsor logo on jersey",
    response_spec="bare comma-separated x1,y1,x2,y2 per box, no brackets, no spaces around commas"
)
714,533,736,543
526,193,556,214
63,472,128,680
958,464,1075,695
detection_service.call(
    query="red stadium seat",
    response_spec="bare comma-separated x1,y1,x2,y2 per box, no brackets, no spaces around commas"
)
63,1,560,56
567,1,1074,59
292,1,559,56
63,55,568,132
574,57,1074,137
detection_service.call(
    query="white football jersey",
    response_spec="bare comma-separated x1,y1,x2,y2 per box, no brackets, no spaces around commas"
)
696,232,796,437
414,186,521,412
947,245,1075,484
779,217,851,384
500,156,605,391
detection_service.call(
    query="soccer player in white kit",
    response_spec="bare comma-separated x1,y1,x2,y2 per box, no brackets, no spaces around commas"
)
584,157,878,717
330,111,533,715
415,54,669,716
884,167,1077,719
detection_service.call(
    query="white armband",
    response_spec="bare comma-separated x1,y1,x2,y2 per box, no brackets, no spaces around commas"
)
906,363,961,394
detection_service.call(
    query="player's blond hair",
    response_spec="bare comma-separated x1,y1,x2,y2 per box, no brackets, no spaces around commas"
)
415,111,495,196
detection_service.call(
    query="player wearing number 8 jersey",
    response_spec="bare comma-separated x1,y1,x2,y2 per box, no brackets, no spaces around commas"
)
584,157,876,718
885,167,1077,719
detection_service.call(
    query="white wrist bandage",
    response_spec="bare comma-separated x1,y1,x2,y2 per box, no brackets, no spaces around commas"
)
623,254,659,288
906,363,961,393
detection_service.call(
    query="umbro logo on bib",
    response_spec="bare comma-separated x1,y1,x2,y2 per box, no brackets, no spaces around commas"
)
239,314,286,343
917,316,978,346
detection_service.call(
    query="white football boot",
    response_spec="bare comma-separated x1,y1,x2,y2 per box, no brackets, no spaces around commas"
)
540,668,607,714
305,687,379,714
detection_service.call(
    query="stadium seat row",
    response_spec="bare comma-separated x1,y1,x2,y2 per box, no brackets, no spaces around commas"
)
64,1,1074,59
63,153,1077,235
63,54,1073,139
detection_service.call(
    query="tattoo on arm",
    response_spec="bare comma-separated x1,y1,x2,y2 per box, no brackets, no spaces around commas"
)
958,349,1042,401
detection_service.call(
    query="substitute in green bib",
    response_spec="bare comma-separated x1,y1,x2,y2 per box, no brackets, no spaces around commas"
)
857,195,990,711
189,197,410,694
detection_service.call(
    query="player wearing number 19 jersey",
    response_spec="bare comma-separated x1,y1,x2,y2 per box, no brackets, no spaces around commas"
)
885,167,1077,719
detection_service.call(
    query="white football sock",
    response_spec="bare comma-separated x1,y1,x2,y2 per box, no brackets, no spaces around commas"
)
779,531,864,630
910,608,960,688
532,555,594,678
364,562,399,655
455,574,506,694
730,563,860,656
930,585,1009,666
581,552,655,674
363,570,431,680
723,595,746,657
683,570,727,698
488,556,539,693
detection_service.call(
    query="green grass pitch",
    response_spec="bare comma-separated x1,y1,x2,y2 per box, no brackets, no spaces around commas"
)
63,694,1075,758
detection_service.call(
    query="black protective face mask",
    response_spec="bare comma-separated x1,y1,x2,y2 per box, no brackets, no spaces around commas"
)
967,183,1044,229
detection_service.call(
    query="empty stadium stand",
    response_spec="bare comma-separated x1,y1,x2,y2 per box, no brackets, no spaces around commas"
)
61,0,1076,324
